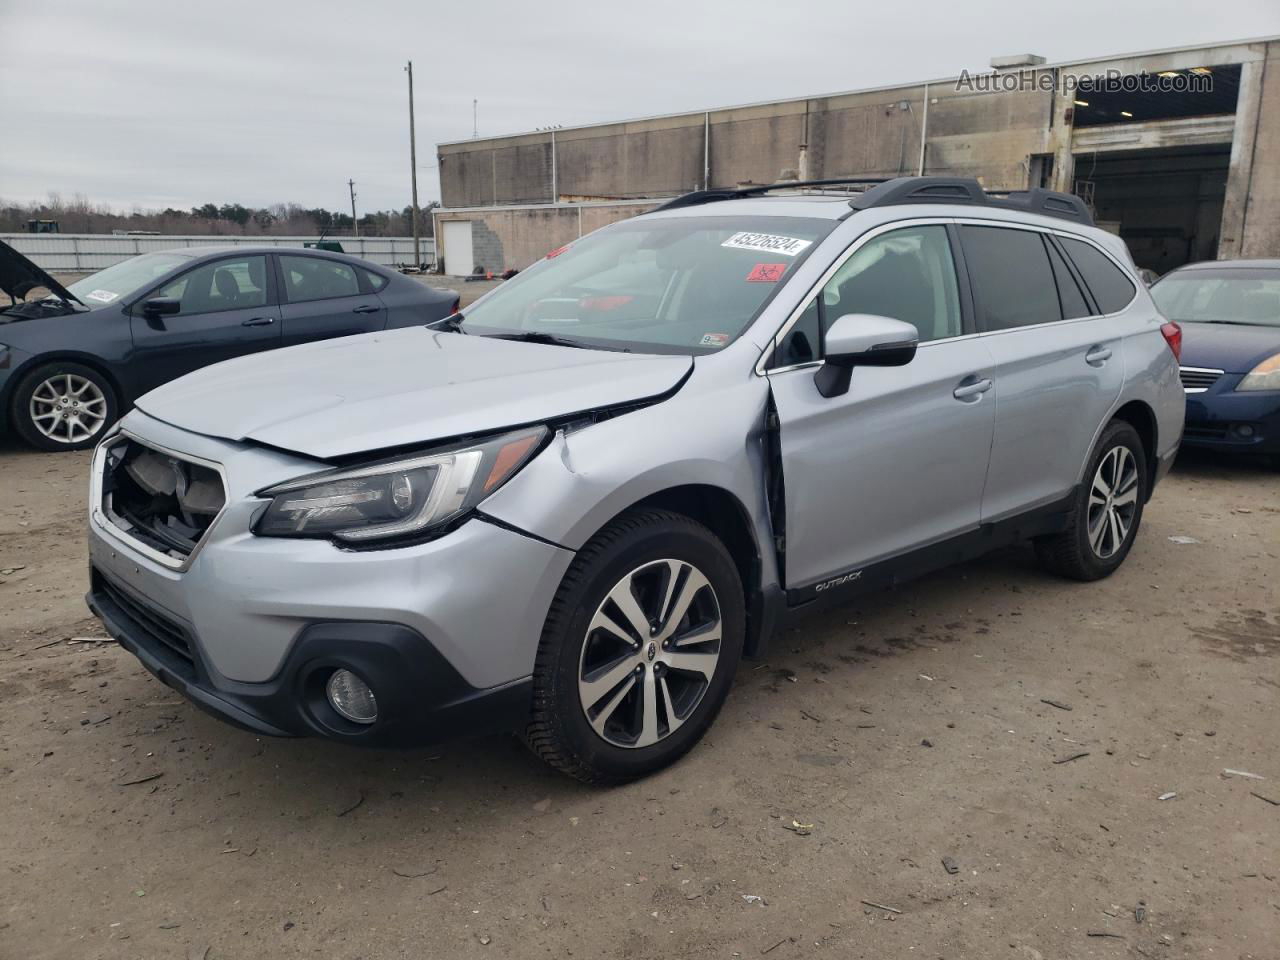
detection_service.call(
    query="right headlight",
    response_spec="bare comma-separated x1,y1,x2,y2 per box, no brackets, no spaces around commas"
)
254,426,547,543
1237,352,1280,392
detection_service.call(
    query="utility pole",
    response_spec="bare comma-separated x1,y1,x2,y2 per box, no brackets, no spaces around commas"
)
406,61,421,269
472,99,478,138
348,178,358,239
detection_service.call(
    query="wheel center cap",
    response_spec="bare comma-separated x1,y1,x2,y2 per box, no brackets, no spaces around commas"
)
646,642,657,662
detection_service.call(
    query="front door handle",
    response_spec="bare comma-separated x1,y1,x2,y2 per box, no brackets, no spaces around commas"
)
1086,346,1113,366
241,316,275,327
953,377,993,401
352,304,381,314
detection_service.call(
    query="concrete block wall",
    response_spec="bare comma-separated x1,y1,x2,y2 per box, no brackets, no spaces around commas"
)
440,78,1057,206
558,117,706,198
471,219,506,274
1239,40,1280,257
438,38,1280,261
436,201,654,274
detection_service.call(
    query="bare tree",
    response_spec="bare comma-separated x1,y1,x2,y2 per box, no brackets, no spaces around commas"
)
0,194,424,237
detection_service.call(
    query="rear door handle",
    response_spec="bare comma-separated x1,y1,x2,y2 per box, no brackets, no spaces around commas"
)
1085,346,1113,366
352,304,381,314
241,316,275,327
953,377,993,401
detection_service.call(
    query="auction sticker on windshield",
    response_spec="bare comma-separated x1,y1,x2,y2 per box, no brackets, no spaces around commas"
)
746,263,787,283
721,232,812,257
85,290,119,303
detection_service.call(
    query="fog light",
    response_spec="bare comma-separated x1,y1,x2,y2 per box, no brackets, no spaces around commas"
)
1233,423,1255,438
326,669,377,724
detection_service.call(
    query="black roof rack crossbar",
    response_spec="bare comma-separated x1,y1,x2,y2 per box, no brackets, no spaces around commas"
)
650,175,1094,225
651,178,891,212
850,177,1094,225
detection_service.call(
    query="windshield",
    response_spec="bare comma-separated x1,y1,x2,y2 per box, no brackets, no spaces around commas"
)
461,215,836,353
66,252,192,309
1151,268,1280,328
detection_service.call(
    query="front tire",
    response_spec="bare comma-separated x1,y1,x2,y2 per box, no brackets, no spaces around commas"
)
524,510,745,784
1036,420,1147,581
11,361,117,452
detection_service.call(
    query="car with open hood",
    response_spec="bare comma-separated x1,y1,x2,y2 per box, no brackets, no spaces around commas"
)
0,240,457,451
84,177,1184,784
1150,259,1280,459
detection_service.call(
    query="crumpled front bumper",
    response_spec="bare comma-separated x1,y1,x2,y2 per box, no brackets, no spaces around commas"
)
86,410,576,745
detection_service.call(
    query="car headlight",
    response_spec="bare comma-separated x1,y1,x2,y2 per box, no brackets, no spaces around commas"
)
254,426,547,543
1237,353,1280,392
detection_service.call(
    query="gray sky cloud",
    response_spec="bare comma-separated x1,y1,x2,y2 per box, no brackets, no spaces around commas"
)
2,0,1277,213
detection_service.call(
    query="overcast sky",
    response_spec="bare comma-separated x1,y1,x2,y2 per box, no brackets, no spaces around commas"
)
2,0,1277,214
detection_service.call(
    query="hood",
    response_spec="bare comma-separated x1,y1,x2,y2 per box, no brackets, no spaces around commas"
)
0,239,81,307
134,326,692,459
1178,321,1280,374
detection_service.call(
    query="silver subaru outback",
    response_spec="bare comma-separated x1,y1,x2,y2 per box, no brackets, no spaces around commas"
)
87,177,1184,784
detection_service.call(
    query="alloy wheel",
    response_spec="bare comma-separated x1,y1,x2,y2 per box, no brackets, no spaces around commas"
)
1087,445,1139,559
28,373,108,445
578,559,722,749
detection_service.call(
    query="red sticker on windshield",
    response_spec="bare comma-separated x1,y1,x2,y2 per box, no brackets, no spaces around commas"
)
545,244,570,259
746,263,787,283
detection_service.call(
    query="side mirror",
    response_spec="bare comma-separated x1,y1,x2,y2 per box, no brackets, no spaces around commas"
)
814,313,919,398
143,296,181,317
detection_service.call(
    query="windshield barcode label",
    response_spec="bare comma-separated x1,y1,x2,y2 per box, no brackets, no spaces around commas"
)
721,232,812,257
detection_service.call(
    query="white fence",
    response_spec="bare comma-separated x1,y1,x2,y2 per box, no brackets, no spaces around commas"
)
1,234,435,274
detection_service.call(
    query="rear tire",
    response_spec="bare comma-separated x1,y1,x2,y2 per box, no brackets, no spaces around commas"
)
1036,420,1147,581
11,361,118,452
524,509,745,784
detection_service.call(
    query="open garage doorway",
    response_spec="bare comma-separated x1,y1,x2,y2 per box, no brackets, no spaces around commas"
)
1072,145,1230,276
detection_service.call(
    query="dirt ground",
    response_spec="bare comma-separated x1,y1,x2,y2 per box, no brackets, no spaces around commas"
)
1,438,1277,960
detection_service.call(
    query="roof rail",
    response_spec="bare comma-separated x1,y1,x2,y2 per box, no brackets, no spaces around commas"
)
650,178,891,212
850,177,1094,224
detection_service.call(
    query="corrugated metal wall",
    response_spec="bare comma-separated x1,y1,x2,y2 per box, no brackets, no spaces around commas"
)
0,235,436,273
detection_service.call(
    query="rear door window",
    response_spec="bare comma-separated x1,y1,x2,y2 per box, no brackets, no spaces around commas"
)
1045,239,1091,319
280,256,362,303
1059,237,1137,314
960,226,1061,331
360,268,389,292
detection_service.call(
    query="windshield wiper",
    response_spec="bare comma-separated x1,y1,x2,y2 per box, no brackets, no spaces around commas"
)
488,331,590,349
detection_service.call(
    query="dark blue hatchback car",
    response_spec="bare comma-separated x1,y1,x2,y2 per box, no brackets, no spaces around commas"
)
1151,259,1280,460
0,241,457,450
